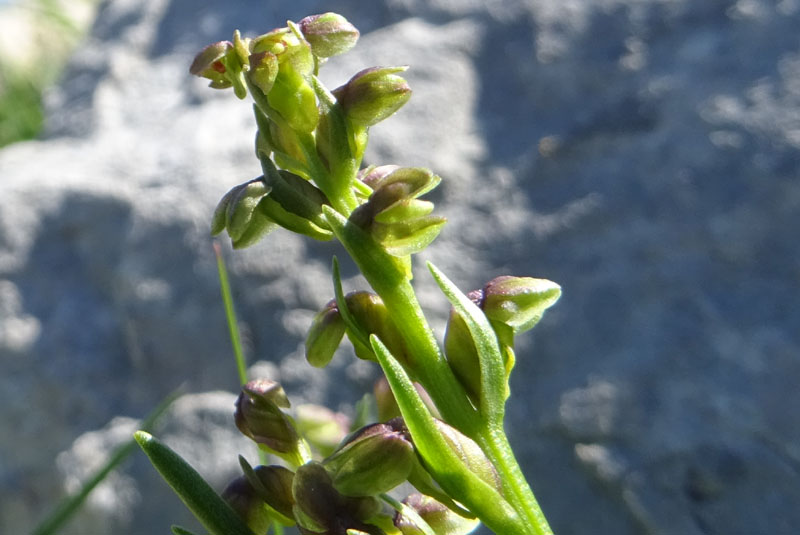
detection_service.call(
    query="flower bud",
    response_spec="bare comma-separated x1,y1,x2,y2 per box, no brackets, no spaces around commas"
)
345,292,410,367
333,66,411,127
432,419,502,494
443,293,483,405
189,40,234,88
358,165,399,190
305,299,346,367
394,494,480,535
292,462,382,533
299,13,360,58
221,475,271,534
249,464,296,522
323,419,415,496
479,276,562,334
235,380,301,460
211,179,277,249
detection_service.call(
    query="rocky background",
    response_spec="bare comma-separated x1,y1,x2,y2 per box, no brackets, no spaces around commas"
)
1,0,799,534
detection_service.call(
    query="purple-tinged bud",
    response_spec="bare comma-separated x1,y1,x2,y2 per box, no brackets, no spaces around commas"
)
394,494,480,535
292,462,382,533
305,299,345,368
234,380,301,459
480,276,561,334
333,66,411,127
249,464,296,522
221,475,271,534
295,404,350,458
358,165,400,190
211,179,277,249
189,40,234,87
299,13,360,58
323,419,415,496
345,292,410,367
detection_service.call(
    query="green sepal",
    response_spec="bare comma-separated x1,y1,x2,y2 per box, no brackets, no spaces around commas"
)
428,263,506,422
258,196,332,240
134,431,257,535
368,336,521,534
238,456,296,525
171,525,202,535
260,158,330,227
254,105,309,178
374,199,434,224
247,51,279,94
305,299,346,368
374,216,446,257
225,180,272,242
268,63,319,133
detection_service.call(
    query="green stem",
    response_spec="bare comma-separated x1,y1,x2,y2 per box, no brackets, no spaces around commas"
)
477,426,553,535
322,207,479,436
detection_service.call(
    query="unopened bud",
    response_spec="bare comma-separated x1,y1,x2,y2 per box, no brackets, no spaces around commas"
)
443,292,483,405
358,165,400,190
394,494,480,535
433,419,502,494
221,475,271,534
250,464,296,521
333,66,411,127
305,299,346,367
211,179,277,249
323,419,415,496
292,462,381,533
189,40,234,88
345,292,410,367
299,13,360,58
480,276,561,334
234,380,301,459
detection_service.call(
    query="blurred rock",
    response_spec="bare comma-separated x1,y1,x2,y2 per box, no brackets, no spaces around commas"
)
1,0,798,534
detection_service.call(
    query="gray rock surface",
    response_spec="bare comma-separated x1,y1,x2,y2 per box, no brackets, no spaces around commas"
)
1,0,798,534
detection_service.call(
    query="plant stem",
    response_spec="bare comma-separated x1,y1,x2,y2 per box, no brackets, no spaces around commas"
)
323,208,479,436
478,426,553,535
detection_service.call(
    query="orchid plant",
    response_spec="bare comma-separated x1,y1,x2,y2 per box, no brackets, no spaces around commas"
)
135,13,561,535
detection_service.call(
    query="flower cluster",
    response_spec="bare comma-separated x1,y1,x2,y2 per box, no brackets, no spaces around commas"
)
227,378,483,535
136,12,562,535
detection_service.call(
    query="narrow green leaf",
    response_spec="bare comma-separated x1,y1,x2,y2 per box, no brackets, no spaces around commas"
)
31,390,182,535
134,431,256,535
369,335,521,534
428,262,506,423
